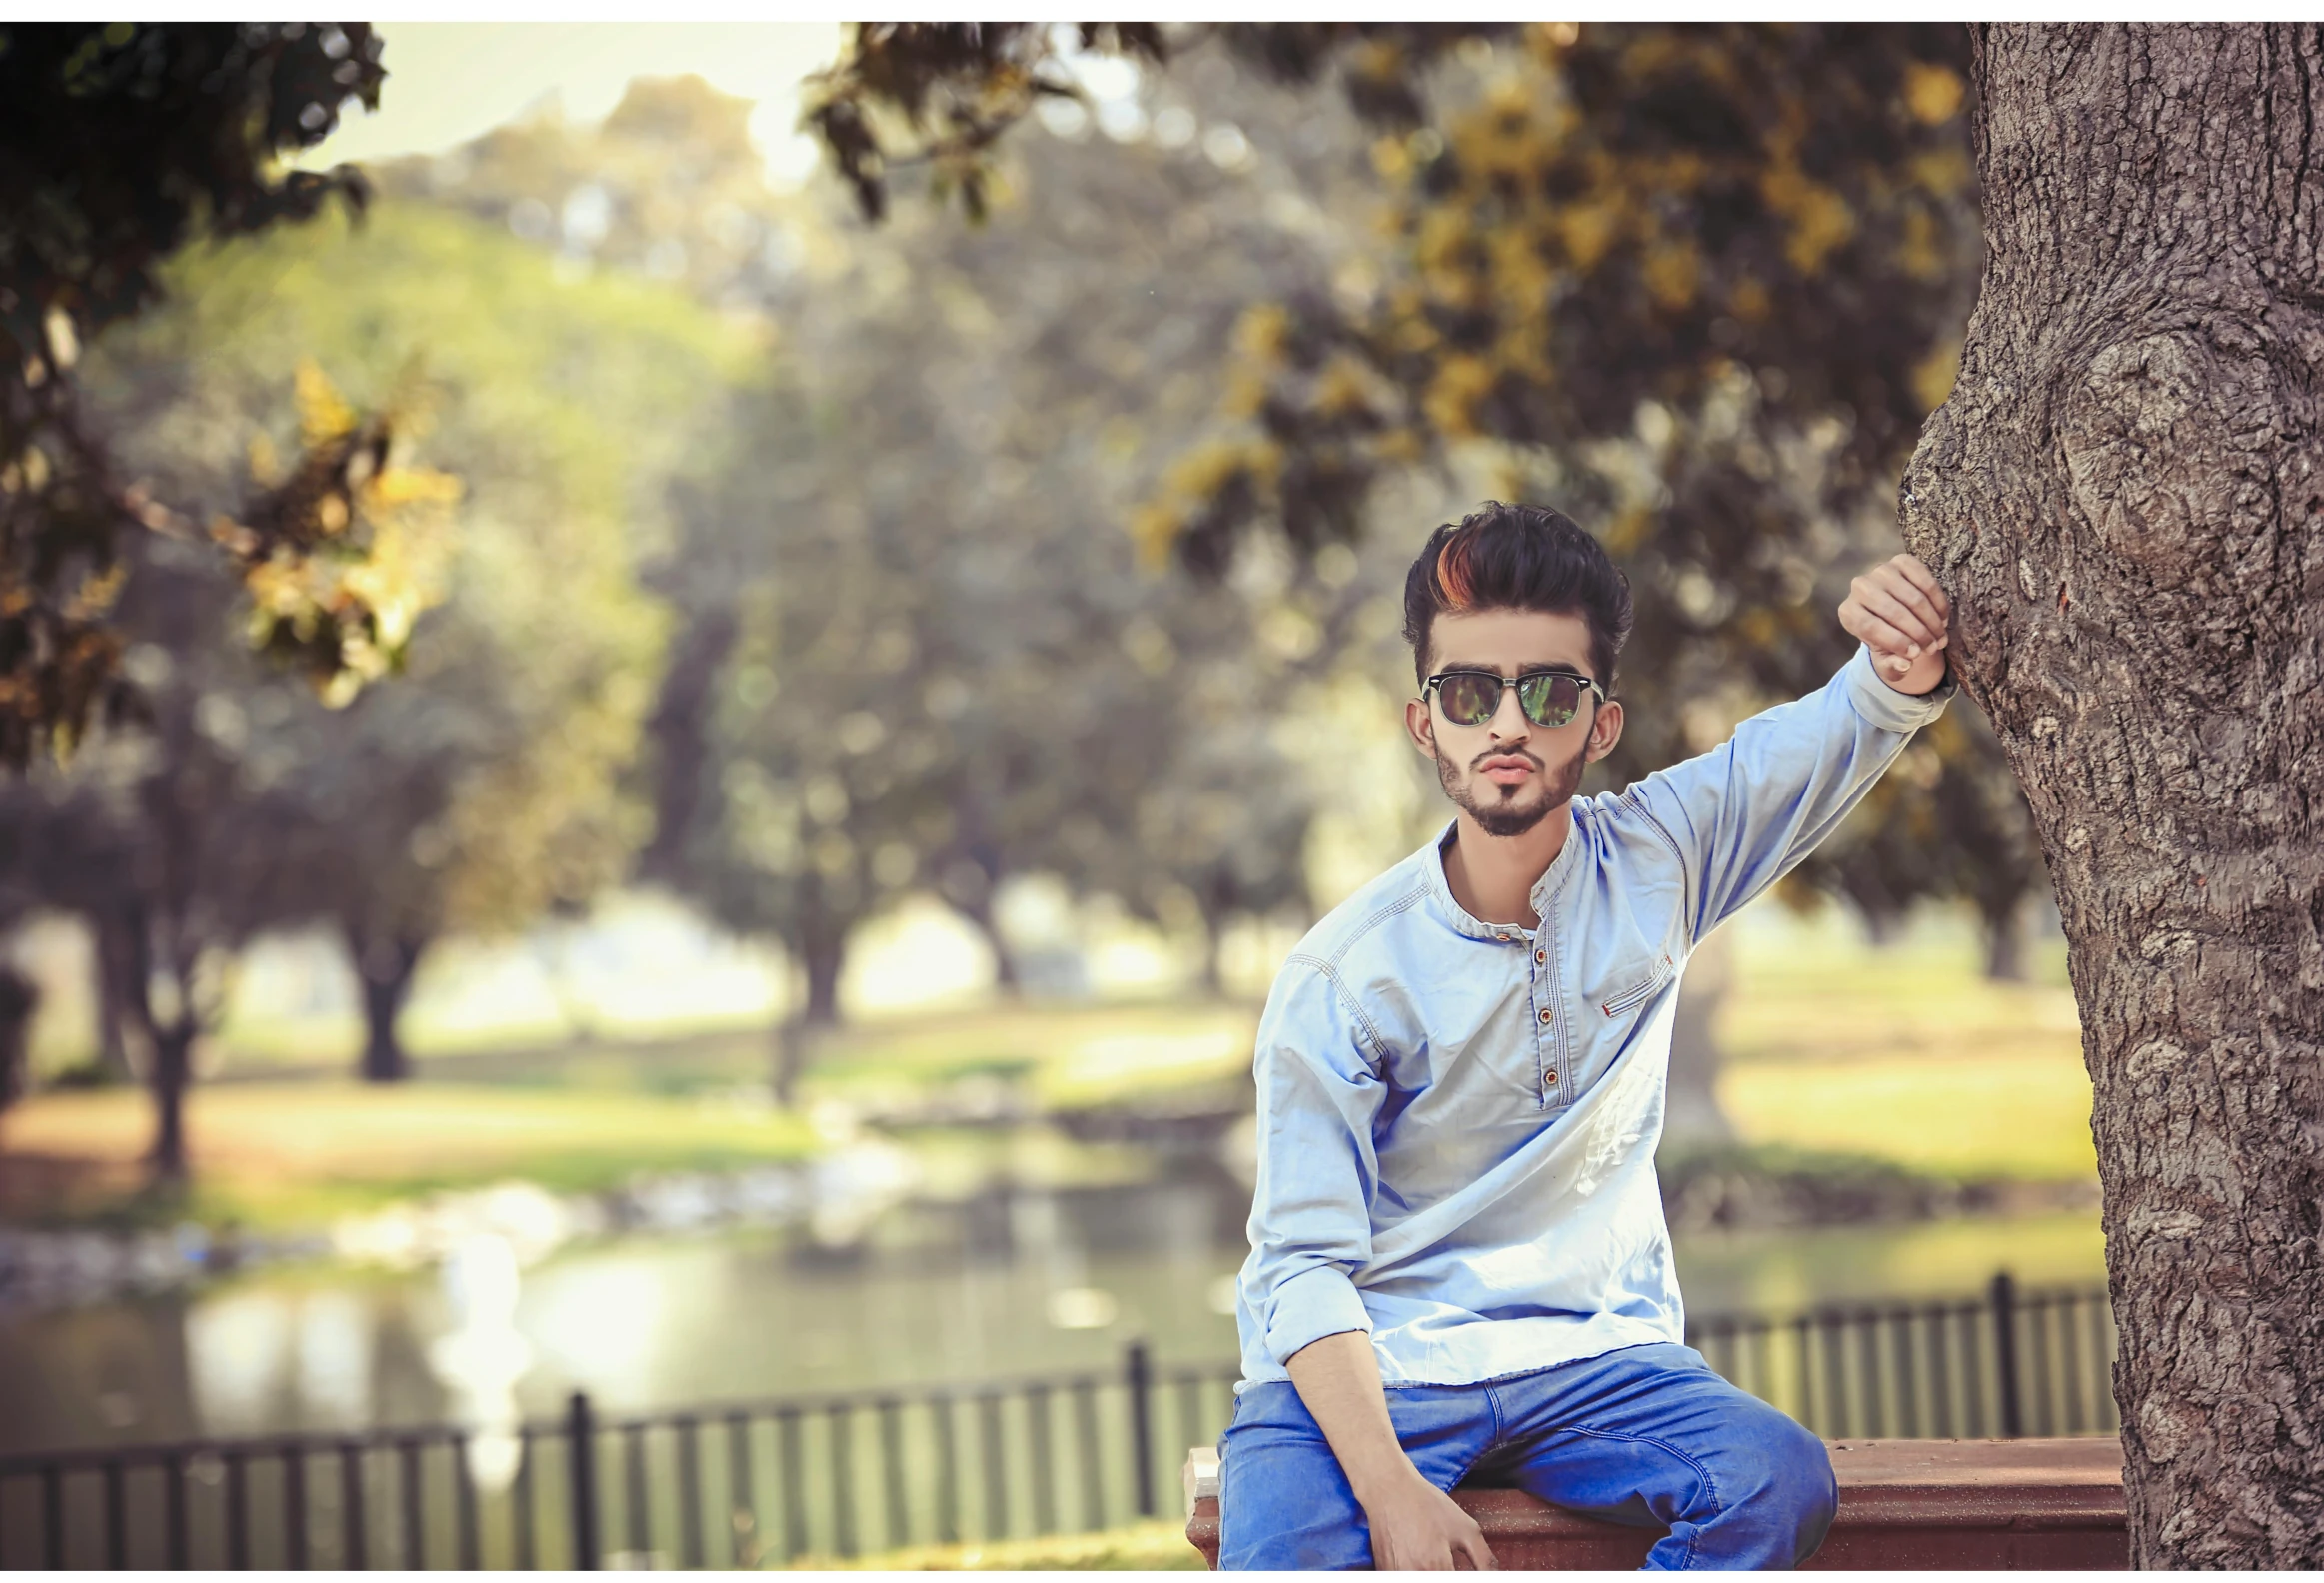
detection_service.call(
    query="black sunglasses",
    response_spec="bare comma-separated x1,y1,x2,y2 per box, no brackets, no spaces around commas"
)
1422,668,1605,729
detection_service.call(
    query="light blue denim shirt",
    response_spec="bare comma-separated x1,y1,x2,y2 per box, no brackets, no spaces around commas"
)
1233,645,1954,1390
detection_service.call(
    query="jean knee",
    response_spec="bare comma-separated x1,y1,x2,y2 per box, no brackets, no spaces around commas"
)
1748,1417,1836,1553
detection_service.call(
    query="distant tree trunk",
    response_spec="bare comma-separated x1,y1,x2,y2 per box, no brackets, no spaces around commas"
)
93,912,140,1081
956,894,1022,998
800,927,845,1029
1979,894,2026,982
1663,927,1735,1148
148,1022,194,1186
636,604,739,885
772,1015,814,1108
350,931,427,1084
0,966,35,1110
1195,906,1227,999
1902,24,2324,1566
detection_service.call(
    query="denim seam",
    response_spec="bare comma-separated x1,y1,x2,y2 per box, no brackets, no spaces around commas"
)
1560,1426,1721,1571
1620,787,1697,941
1314,882,1430,971
1282,953,1394,1069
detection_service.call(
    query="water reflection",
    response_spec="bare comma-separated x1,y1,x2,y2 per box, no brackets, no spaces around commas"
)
0,1181,2107,1459
427,1234,531,1492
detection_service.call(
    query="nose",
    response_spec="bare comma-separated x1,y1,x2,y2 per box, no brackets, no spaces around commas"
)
1489,682,1532,743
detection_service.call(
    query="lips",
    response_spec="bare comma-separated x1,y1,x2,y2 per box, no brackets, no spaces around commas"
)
1477,754,1538,787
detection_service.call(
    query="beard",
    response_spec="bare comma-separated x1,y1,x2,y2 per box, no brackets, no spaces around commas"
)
1436,735,1589,837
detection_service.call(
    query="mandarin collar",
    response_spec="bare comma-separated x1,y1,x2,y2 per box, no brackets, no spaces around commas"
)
1424,809,1584,943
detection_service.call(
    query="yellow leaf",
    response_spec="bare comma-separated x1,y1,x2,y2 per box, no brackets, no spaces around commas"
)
1902,64,1964,126
293,361,357,450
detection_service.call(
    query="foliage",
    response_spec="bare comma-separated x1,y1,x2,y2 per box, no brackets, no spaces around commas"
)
44,195,741,1096
802,23,1166,222
0,22,443,765
369,73,805,311
804,22,2044,958
650,61,1421,1030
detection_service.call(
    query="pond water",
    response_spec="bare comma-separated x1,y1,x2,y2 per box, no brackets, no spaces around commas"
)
0,1174,2106,1460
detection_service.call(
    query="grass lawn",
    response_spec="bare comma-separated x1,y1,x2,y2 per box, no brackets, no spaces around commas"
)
0,1082,819,1229
0,901,2098,1230
1715,904,2095,1181
799,1519,1206,1571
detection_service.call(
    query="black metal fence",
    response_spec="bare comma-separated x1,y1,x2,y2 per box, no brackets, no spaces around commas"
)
0,1272,2114,1569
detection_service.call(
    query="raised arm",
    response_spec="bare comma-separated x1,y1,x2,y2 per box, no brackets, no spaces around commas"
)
1615,555,1956,943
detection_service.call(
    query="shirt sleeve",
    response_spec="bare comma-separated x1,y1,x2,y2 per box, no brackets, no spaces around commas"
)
1242,958,1386,1367
1614,644,1955,945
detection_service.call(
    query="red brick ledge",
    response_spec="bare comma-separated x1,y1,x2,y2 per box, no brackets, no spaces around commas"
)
1184,1437,2127,1569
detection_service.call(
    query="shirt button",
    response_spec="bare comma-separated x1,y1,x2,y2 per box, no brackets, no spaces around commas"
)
1534,949,1546,965
1545,1069,1560,1085
1538,1007,1553,1024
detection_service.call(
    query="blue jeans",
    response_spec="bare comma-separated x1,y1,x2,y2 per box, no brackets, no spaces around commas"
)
1217,1343,1835,1571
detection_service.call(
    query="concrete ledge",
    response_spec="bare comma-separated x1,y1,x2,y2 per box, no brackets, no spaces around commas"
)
1184,1437,2126,1569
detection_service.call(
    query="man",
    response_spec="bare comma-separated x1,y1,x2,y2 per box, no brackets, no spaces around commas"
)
1219,501,1955,1570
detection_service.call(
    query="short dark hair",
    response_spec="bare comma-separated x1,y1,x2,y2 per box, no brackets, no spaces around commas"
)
1401,501,1634,689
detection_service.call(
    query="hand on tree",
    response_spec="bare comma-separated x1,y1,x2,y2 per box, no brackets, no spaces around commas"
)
1840,553,1952,695
1358,1466,1499,1571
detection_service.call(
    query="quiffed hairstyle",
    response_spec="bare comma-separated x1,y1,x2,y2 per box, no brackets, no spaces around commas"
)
1401,501,1634,689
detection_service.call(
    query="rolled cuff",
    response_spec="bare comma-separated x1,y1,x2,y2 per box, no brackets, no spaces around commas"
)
1841,643,1955,734
1262,1263,1373,1366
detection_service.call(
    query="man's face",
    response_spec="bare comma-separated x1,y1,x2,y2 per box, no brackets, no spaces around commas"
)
1403,608,1625,837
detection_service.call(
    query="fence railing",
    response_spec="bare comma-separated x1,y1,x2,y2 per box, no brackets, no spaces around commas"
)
0,1272,2114,1569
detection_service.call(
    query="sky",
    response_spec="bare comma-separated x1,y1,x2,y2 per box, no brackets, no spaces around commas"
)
301,23,847,187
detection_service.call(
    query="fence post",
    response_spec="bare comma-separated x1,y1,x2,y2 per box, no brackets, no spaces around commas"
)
1125,1341,1157,1519
568,1392,601,1570
1990,1272,2024,1439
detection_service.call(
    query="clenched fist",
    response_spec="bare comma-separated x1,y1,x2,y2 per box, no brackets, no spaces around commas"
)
1839,554,1951,696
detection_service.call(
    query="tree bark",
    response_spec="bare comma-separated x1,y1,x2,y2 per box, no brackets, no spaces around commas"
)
148,1023,194,1186
1902,24,2324,1566
1981,897,2026,982
351,932,427,1084
956,894,1023,998
93,911,141,1082
799,926,845,1029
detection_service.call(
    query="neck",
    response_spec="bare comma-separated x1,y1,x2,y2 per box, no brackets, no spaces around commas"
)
1441,801,1573,929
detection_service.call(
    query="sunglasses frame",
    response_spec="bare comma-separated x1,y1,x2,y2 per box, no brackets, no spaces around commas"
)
1421,667,1607,729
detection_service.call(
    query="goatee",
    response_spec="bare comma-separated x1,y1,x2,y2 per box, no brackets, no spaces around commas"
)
1437,738,1589,837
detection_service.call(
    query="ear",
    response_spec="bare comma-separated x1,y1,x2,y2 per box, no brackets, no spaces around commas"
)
1584,698,1624,764
1405,695,1441,761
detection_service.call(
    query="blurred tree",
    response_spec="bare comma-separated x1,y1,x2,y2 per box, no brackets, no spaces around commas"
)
75,200,737,1083
0,22,456,766
799,25,2040,1157
0,470,435,1182
370,73,806,314
646,53,1410,1080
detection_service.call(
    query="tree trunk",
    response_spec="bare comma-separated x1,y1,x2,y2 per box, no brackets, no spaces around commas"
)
0,966,34,1111
1663,926,1735,1148
148,1023,194,1186
351,932,427,1084
959,895,1022,998
1902,24,2324,1566
772,1015,814,1109
800,927,845,1029
93,911,140,1082
1197,910,1227,1000
1981,897,2026,983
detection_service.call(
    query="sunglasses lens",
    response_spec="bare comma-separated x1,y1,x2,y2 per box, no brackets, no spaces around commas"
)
1518,673,1585,727
1436,674,1500,726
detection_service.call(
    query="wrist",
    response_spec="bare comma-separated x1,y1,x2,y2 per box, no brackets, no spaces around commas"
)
1348,1453,1428,1508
